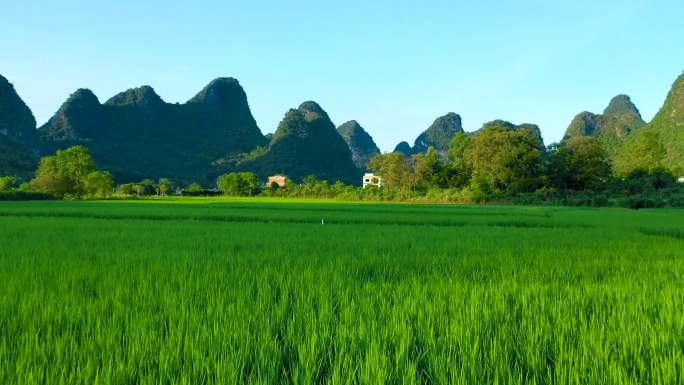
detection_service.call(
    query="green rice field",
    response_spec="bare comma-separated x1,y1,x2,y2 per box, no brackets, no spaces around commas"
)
0,198,683,384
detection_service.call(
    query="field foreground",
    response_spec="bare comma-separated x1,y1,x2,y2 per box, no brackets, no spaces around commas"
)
0,199,683,384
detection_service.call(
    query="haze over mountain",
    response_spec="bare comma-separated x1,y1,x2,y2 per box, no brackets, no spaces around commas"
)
0,74,38,179
337,120,380,169
232,101,360,183
563,94,645,159
39,78,267,184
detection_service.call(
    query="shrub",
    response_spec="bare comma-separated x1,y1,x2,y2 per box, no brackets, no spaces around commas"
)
217,172,261,197
665,193,684,208
0,191,55,201
0,176,18,191
617,195,666,210
181,189,222,197
468,176,496,203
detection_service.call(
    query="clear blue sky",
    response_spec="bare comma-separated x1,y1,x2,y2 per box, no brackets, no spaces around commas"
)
2,0,683,150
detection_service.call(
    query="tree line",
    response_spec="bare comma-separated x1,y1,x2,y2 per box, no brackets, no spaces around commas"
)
1,123,683,208
363,122,682,207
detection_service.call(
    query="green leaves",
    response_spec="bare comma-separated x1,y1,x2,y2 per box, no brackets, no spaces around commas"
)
217,172,261,197
465,121,544,192
614,131,665,176
29,146,109,199
548,136,612,191
83,171,115,198
0,176,17,191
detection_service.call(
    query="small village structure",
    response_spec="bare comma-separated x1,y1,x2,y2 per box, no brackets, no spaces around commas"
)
678,176,684,184
267,175,288,188
362,173,384,188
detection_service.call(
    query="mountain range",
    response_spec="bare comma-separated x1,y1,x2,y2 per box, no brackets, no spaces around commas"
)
227,101,361,184
38,78,267,184
1,72,684,184
562,94,646,159
559,74,684,174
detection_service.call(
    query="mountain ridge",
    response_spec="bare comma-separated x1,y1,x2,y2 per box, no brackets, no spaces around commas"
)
394,112,464,156
4,71,684,184
619,72,684,173
563,94,645,160
233,101,361,183
38,78,267,184
0,74,39,178
337,120,380,169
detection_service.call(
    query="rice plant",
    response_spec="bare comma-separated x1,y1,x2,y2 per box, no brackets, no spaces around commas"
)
0,200,682,384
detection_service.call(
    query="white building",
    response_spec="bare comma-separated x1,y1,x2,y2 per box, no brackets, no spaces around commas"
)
363,173,384,188
677,176,684,184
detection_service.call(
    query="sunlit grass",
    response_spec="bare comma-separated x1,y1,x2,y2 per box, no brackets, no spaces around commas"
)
0,199,682,384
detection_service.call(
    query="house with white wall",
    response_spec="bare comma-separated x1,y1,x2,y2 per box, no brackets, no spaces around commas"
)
363,173,384,188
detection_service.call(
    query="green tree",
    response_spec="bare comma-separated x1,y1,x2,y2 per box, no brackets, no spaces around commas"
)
186,182,203,193
117,183,135,196
217,173,242,196
468,175,496,203
83,171,114,198
448,132,472,164
0,176,17,191
465,124,543,192
445,132,474,188
31,156,61,195
132,179,157,196
218,172,261,196
412,147,441,190
368,152,414,191
548,136,611,190
238,172,261,196
158,178,173,196
132,184,145,196
30,146,96,198
303,175,318,186
614,131,665,176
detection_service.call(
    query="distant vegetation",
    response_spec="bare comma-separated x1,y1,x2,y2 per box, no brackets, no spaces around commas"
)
2,71,684,206
4,133,684,208
28,146,113,199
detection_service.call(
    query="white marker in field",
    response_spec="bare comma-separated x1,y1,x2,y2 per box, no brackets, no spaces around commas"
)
321,219,325,225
